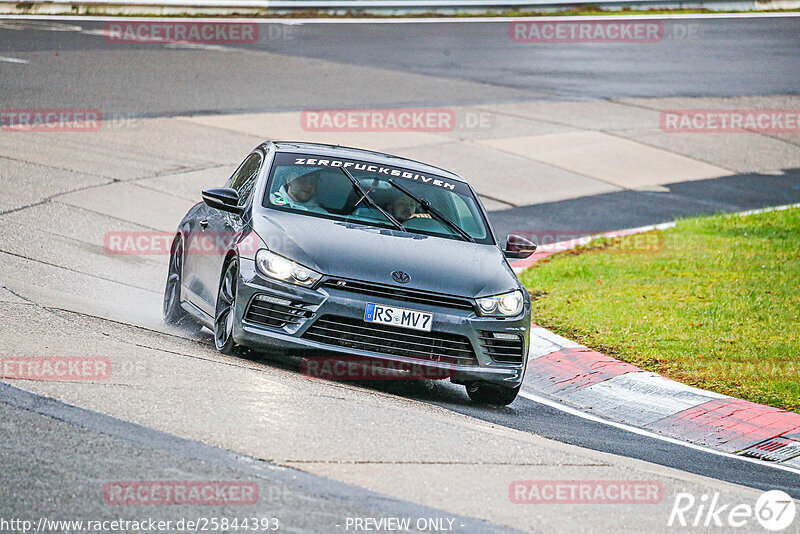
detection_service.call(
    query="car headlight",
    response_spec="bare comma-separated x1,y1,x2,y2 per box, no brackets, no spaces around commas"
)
255,249,321,288
476,290,524,317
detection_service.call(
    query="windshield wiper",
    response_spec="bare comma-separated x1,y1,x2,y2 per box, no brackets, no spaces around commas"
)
387,179,475,243
338,167,406,232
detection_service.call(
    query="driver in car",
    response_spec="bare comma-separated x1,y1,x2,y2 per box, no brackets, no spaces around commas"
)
272,172,326,213
386,193,430,223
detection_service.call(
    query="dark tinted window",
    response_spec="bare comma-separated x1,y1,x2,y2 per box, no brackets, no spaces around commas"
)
227,152,263,206
262,152,493,244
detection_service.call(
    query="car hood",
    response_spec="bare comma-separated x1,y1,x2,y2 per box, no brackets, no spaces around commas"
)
252,210,519,298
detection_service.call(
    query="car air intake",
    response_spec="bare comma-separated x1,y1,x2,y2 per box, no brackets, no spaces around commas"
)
245,294,312,328
479,331,525,364
302,315,477,366
322,278,475,311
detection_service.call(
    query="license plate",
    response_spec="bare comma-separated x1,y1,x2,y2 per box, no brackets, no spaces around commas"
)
364,303,433,332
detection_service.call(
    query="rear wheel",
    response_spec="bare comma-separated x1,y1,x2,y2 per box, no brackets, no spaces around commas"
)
214,258,239,355
466,382,520,406
163,236,202,334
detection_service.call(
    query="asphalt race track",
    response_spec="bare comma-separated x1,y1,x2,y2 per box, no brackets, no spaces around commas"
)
0,14,799,533
2,17,800,112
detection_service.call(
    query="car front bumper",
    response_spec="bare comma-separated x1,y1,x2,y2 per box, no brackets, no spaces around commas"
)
232,258,529,388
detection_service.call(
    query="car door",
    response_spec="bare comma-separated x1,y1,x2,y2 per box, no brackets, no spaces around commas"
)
184,156,249,314
194,151,264,317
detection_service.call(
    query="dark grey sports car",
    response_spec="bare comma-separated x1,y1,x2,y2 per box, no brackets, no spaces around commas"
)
163,142,535,405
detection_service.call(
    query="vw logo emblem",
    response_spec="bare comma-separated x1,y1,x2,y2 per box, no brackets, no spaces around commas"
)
391,270,410,284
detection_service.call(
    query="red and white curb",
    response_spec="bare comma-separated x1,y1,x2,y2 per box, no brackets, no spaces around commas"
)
512,207,800,468
521,326,800,467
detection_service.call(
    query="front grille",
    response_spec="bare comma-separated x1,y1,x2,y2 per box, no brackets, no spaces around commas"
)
322,278,475,311
479,331,525,364
302,315,477,366
245,295,312,328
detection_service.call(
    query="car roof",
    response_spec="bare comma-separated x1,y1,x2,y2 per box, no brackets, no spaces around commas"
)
265,141,467,184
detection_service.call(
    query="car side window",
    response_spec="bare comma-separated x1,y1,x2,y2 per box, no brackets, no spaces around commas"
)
226,152,263,206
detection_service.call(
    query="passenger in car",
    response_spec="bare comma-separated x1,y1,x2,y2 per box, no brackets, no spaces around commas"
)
272,172,327,213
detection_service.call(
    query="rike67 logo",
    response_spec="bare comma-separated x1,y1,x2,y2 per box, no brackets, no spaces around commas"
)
669,490,796,531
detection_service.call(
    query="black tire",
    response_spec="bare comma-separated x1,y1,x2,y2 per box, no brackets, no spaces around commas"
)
163,236,203,334
214,258,239,355
466,383,520,406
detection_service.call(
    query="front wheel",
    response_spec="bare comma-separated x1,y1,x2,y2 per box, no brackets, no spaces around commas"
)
466,383,520,406
163,236,202,335
214,258,239,355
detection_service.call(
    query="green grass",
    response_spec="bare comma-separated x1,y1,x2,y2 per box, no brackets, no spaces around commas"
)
519,207,800,412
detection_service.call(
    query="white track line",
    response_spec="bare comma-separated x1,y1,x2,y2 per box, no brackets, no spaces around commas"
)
0,13,799,23
518,390,800,476
0,55,28,63
732,202,800,217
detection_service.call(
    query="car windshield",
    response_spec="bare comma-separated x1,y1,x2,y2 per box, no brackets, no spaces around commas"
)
263,152,493,244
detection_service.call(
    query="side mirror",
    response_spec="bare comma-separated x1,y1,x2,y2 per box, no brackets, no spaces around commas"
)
504,234,537,259
202,188,242,215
